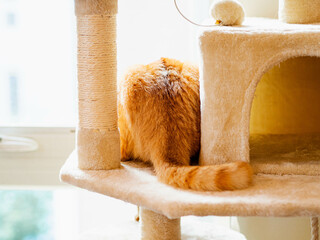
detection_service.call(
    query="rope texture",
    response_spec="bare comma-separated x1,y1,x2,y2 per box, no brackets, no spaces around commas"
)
311,217,319,240
77,15,118,131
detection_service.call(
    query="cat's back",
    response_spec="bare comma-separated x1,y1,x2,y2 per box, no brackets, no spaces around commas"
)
119,58,199,103
118,58,200,162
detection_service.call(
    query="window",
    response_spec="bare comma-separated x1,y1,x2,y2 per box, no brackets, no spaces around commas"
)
0,0,77,127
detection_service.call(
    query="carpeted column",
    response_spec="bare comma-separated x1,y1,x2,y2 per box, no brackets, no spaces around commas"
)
75,0,120,170
140,208,181,240
279,0,320,23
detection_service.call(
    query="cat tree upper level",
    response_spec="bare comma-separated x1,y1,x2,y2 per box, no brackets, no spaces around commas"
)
199,17,320,176
61,15,320,218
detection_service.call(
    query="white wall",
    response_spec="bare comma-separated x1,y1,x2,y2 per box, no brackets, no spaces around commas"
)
0,0,77,127
239,0,279,18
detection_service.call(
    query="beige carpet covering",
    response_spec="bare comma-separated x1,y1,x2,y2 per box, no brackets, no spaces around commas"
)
60,152,320,219
250,134,320,176
279,0,320,24
198,18,320,175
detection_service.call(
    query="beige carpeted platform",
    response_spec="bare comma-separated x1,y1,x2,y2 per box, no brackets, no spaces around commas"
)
250,134,320,176
60,151,320,219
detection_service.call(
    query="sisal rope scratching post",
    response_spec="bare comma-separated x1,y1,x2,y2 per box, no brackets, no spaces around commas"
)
279,0,320,24
75,0,120,170
311,217,319,240
140,208,181,240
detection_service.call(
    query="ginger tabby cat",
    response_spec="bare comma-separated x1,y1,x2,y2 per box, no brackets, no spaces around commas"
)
118,58,253,191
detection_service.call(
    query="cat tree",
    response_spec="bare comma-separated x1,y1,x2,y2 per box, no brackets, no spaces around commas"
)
60,0,320,239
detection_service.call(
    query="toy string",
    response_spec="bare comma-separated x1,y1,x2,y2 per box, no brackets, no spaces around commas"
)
174,0,216,27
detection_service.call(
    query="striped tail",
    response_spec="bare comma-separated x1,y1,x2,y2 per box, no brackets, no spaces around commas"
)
155,161,253,191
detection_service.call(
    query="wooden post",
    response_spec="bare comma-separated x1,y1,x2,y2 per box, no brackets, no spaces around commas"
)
75,0,120,170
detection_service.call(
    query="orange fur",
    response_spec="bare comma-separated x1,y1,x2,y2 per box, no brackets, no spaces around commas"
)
118,58,253,191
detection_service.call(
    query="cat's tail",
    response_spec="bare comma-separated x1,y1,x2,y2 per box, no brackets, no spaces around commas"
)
155,161,253,191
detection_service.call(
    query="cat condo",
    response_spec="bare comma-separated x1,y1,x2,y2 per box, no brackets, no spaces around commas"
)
60,0,320,239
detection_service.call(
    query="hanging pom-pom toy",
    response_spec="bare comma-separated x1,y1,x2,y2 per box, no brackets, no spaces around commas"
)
210,0,245,26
